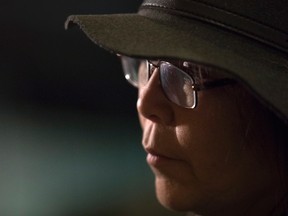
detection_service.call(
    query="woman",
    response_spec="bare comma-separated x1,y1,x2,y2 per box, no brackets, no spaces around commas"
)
66,0,288,215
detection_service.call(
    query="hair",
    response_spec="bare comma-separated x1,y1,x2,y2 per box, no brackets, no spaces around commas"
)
231,82,288,215
272,112,288,214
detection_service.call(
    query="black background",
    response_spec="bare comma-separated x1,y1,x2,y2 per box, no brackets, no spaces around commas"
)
0,0,141,115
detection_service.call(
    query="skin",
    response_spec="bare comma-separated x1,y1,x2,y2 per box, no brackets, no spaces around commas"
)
137,67,285,216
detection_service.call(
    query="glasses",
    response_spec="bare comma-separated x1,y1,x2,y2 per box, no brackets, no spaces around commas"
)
121,56,235,109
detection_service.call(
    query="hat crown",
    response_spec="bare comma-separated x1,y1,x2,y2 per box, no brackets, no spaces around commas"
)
140,0,288,53
198,0,287,30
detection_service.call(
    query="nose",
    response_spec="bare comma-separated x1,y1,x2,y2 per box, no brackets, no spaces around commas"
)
137,67,174,125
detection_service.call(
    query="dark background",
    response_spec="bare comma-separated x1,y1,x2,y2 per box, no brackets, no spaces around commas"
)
0,1,183,216
1,0,139,114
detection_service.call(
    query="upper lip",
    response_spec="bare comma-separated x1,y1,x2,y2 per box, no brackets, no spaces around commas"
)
144,147,162,156
142,124,179,160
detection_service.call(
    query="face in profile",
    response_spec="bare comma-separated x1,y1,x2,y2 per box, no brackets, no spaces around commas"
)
136,64,283,216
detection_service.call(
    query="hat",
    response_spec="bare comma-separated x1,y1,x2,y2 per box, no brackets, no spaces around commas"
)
65,0,288,123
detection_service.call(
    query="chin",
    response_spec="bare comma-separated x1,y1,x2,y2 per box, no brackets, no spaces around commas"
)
154,176,205,213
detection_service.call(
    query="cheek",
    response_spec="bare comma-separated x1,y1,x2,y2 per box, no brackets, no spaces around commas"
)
177,124,243,183
175,99,247,186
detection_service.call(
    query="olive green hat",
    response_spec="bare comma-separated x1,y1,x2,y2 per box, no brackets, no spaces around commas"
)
66,0,288,123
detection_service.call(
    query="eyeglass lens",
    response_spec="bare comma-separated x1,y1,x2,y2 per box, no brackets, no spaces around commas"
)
121,56,141,87
121,56,197,108
160,63,196,108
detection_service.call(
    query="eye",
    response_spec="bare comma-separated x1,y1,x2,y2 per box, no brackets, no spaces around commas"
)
182,61,231,84
182,62,209,84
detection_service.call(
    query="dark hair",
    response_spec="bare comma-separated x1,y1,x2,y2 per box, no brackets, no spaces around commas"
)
273,113,288,214
234,82,288,215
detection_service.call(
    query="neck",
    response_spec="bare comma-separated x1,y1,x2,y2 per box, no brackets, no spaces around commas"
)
186,189,287,216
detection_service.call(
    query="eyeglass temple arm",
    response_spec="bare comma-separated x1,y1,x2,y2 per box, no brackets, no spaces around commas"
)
192,78,237,91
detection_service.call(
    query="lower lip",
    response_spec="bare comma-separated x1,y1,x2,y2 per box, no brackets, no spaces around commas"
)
146,153,175,166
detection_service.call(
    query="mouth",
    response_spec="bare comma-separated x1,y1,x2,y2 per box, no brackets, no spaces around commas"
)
145,148,179,167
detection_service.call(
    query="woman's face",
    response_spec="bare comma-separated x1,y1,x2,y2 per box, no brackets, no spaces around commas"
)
137,67,280,216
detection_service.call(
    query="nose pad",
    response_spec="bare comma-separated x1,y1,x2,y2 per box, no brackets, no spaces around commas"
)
137,68,175,125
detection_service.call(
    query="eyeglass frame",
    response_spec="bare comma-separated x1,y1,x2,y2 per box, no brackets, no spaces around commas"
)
121,56,236,109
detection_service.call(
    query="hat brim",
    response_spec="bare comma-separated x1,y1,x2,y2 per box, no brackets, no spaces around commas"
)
66,12,288,122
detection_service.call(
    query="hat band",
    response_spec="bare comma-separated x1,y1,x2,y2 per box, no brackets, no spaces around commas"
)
140,0,288,54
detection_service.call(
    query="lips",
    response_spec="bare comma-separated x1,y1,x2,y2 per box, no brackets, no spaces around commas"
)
145,147,180,167
146,152,174,166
